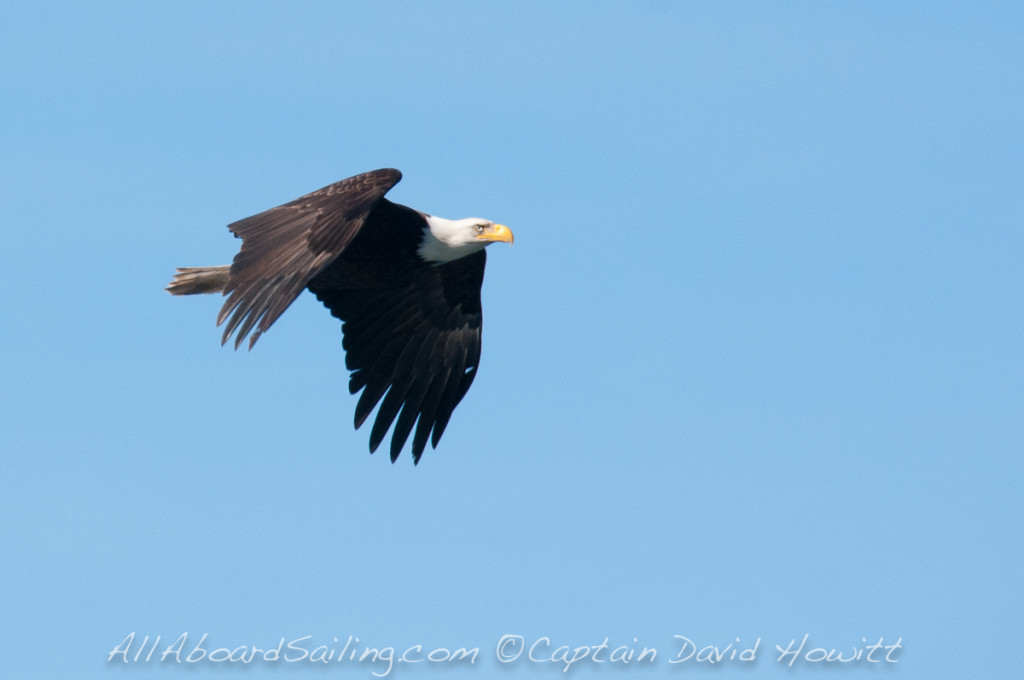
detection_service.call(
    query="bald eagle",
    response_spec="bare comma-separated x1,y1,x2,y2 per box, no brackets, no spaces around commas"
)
167,168,513,463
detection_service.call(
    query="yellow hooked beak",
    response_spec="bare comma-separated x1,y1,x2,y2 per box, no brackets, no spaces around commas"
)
476,223,514,244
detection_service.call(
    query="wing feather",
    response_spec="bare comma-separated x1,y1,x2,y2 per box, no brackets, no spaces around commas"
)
217,168,402,349
388,327,443,461
310,249,486,461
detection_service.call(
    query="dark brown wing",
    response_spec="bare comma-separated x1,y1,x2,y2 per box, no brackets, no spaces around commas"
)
309,237,486,464
217,168,402,348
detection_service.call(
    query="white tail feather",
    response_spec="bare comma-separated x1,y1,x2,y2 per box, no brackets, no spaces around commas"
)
166,266,231,295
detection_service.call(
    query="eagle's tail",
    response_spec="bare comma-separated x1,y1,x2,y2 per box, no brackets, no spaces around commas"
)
166,266,231,295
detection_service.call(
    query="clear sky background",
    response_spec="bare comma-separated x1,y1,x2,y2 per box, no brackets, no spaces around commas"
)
2,2,1021,679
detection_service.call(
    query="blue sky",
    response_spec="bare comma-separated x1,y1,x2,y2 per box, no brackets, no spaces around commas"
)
2,2,1021,678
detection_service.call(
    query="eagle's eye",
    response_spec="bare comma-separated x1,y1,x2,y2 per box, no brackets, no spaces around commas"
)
473,224,485,234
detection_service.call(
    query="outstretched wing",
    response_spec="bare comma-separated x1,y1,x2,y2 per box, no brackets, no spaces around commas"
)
217,168,402,348
310,249,486,463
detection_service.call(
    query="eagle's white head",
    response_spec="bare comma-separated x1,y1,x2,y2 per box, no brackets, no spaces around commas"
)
418,215,514,264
